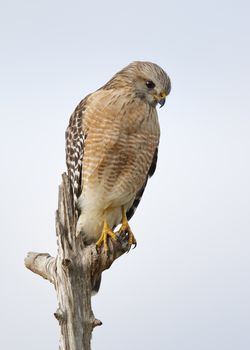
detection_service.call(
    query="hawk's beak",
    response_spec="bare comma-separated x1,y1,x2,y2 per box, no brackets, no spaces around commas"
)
159,98,166,108
157,91,167,108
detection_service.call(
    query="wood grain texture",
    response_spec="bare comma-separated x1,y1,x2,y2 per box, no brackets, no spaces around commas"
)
24,173,131,350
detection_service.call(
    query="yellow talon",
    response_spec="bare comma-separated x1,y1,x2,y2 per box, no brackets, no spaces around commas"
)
118,206,137,248
96,219,117,252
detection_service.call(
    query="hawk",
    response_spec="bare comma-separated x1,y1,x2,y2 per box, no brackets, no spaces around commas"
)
66,61,171,252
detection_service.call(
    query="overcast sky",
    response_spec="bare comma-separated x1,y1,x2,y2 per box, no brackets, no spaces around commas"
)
0,0,249,349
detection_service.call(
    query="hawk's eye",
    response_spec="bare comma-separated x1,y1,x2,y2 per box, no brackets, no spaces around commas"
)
146,80,155,89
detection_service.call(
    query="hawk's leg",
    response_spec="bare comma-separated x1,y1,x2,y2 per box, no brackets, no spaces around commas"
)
118,206,137,248
96,218,117,252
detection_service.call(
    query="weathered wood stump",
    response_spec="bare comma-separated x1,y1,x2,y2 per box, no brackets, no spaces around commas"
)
24,173,130,350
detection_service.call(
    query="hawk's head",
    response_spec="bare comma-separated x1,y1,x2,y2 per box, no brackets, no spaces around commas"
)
106,61,171,108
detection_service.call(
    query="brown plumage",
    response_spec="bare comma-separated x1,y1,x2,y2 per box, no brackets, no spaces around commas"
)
66,61,171,247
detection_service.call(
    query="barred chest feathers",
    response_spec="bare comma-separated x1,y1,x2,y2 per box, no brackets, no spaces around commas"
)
76,93,160,243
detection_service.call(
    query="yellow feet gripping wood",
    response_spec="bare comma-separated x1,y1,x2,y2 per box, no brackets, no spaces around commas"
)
118,206,137,248
96,219,117,252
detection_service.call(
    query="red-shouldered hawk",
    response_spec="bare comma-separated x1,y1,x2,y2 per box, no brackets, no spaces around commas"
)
66,61,171,252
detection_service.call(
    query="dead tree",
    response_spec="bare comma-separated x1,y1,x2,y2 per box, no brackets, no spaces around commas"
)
24,173,131,350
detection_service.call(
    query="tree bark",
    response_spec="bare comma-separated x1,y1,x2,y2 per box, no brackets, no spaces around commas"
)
24,173,130,350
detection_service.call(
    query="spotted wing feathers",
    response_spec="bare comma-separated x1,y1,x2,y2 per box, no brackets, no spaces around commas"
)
65,98,87,205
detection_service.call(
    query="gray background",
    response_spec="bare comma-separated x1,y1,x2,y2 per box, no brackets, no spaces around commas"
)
0,0,249,349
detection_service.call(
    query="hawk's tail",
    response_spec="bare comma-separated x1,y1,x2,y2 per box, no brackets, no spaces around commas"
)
92,273,102,295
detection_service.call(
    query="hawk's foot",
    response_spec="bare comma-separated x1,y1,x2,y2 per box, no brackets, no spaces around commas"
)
118,207,137,249
96,220,117,252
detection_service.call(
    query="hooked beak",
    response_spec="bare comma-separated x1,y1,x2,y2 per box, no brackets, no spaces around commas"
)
159,98,166,108
156,91,167,108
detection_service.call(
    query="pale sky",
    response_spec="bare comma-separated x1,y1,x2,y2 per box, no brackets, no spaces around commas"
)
0,1,249,349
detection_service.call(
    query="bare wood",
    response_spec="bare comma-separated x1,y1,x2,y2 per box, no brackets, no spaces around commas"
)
25,252,56,284
24,173,131,350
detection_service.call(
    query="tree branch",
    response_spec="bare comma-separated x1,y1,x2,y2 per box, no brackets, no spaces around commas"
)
24,252,56,284
24,173,131,350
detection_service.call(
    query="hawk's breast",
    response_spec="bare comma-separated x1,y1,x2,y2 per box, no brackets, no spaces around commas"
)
76,90,160,239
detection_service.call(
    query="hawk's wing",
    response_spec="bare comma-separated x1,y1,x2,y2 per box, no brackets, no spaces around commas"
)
126,147,158,221
65,97,88,205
